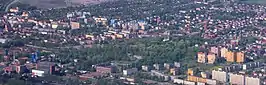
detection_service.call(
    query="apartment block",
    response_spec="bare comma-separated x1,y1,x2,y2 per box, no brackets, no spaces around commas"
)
226,51,235,62
207,53,216,64
197,52,206,63
212,70,228,83
236,52,245,63
220,47,228,57
210,46,219,54
245,76,260,85
229,73,245,85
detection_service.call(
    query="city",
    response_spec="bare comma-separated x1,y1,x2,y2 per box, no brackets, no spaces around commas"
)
0,0,265,85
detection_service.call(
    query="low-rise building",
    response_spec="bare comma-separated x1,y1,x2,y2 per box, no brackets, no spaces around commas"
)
142,65,151,71
70,22,80,29
151,70,169,81
123,68,138,76
153,64,163,70
170,68,179,75
32,69,45,77
96,66,116,74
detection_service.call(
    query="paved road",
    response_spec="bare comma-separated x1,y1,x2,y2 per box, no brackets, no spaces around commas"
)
5,0,20,12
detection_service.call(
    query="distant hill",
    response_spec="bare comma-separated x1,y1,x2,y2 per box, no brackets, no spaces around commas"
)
240,0,266,4
18,0,113,9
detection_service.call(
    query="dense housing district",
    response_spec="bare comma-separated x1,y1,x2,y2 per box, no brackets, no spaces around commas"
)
0,0,266,85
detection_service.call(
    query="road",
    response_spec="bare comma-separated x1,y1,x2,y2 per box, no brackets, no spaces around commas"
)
5,0,20,12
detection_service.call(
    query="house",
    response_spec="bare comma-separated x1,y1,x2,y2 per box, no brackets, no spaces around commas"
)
32,69,45,77
153,64,163,70
70,22,80,29
164,63,172,70
123,68,138,76
96,66,116,74
151,70,170,81
142,65,151,72
51,22,58,29
170,68,179,75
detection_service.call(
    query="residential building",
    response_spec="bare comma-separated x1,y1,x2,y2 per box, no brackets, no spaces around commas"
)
197,52,206,63
245,76,260,85
142,65,151,71
174,62,181,68
32,69,45,77
212,70,228,83
229,73,245,85
79,72,105,80
173,78,184,84
153,64,162,70
187,68,194,76
164,63,172,70
170,68,179,75
151,70,169,81
226,51,235,62
236,52,245,63
123,68,138,76
220,47,228,57
206,79,217,85
187,75,207,83
210,46,219,54
70,22,80,29
96,66,116,74
207,53,216,64
183,80,196,85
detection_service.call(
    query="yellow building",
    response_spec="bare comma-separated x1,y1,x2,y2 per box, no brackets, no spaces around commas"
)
187,69,194,76
170,68,178,75
236,52,245,63
187,75,207,83
226,51,235,62
70,22,80,29
207,53,216,64
197,52,206,63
